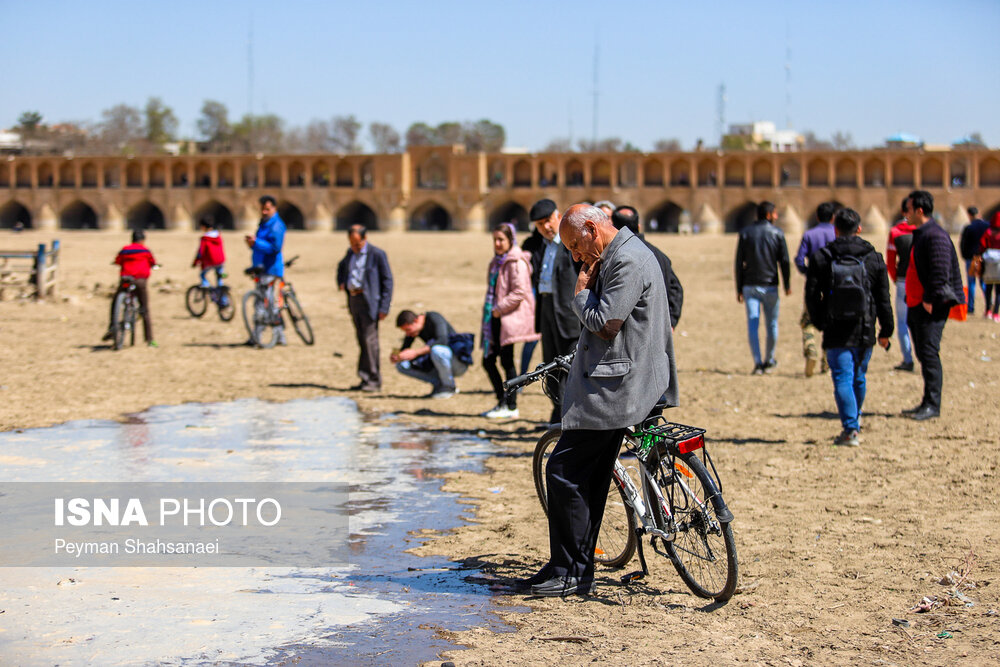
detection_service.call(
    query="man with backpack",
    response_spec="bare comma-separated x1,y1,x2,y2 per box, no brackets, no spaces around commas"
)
805,207,893,446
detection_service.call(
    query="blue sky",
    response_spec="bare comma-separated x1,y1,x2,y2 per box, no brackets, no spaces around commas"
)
3,0,998,150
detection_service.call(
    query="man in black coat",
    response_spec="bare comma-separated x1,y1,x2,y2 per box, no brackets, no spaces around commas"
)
805,208,893,446
336,224,394,392
901,190,965,421
610,205,683,328
528,198,581,423
959,206,990,314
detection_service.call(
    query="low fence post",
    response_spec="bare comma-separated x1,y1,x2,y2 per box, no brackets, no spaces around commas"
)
35,244,46,300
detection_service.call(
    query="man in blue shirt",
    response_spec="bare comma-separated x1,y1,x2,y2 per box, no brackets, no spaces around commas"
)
795,202,837,377
245,195,287,345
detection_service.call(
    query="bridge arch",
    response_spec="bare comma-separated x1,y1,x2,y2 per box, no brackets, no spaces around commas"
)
263,161,281,187
58,162,75,188
194,161,212,188
277,200,305,230
591,159,611,187
488,201,529,231
409,201,452,230
126,162,143,187
217,161,234,187
780,159,801,186
644,159,664,187
127,201,166,230
834,158,857,187
0,200,32,229
921,158,943,188
288,161,306,187
336,201,378,231
538,160,558,187
335,161,355,187
751,159,772,187
725,201,758,233
645,200,683,233
863,158,885,187
807,158,829,187
565,159,584,187
81,162,98,187
512,160,532,187
980,157,1000,187
669,161,690,186
723,159,745,187
193,200,234,231
37,162,54,187
15,163,31,187
149,162,166,187
312,160,331,186
60,200,99,229
697,158,717,186
892,158,914,187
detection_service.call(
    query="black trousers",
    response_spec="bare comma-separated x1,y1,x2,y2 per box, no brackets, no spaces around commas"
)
545,428,626,581
483,316,516,408
907,306,948,410
538,294,577,422
348,293,380,388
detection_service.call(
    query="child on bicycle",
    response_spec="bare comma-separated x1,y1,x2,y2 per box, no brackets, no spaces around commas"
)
102,229,158,347
193,219,226,288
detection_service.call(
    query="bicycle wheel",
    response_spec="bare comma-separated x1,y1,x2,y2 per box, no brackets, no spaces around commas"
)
241,290,276,348
126,300,136,348
283,289,314,345
185,285,208,318
532,428,637,569
111,291,127,351
650,448,738,601
216,288,235,322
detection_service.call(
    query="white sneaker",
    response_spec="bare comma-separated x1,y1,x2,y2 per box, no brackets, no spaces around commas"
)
483,405,519,419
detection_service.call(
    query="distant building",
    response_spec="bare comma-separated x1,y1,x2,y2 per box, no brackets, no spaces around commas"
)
0,130,23,153
885,132,922,149
724,121,803,152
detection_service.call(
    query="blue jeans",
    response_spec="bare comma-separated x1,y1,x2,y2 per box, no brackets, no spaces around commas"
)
396,344,468,390
826,346,873,432
200,265,225,287
894,279,913,364
965,259,984,312
742,285,779,366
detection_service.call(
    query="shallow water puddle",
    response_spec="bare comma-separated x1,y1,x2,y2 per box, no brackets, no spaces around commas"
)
0,397,513,665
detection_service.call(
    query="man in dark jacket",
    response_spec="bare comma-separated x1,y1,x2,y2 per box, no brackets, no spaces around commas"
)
528,198,581,423
959,206,990,314
735,201,791,374
337,224,394,392
902,190,965,421
806,208,893,446
610,205,683,328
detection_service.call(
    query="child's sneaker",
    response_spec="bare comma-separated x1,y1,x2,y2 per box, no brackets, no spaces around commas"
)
833,429,859,447
147,340,159,348
483,405,518,419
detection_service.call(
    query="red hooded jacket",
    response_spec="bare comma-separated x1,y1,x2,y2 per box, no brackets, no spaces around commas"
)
115,243,156,279
194,230,226,268
978,212,1000,253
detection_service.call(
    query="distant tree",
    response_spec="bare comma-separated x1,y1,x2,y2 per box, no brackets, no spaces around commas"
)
622,141,641,152
406,122,438,147
542,137,574,152
577,137,623,152
300,119,332,152
436,122,464,146
197,100,231,150
16,111,43,136
330,115,362,153
831,131,855,150
463,119,505,152
144,97,178,146
802,130,834,151
369,122,401,153
98,103,144,153
231,114,285,153
653,138,681,152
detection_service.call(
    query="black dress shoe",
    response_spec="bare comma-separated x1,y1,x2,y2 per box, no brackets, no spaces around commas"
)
910,406,940,421
530,575,594,597
902,403,926,415
513,563,554,589
894,362,915,372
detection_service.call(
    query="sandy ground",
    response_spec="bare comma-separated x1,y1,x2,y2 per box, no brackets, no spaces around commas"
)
1,228,998,665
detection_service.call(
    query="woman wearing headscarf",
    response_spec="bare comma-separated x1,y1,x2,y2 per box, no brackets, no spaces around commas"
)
481,223,539,418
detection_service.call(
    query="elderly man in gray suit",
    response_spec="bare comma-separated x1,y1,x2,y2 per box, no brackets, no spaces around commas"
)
527,204,677,597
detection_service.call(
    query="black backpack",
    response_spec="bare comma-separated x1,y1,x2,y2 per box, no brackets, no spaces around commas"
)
825,251,871,322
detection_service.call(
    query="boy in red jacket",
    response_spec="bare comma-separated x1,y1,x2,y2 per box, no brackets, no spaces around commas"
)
192,220,226,288
102,229,158,346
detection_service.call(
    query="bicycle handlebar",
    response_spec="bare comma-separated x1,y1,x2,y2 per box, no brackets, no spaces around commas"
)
502,351,575,394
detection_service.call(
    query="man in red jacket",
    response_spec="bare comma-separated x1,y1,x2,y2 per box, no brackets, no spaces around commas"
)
103,229,158,347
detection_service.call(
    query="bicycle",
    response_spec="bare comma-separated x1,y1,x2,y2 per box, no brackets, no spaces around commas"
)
241,255,314,348
503,353,739,602
111,276,140,351
185,282,235,321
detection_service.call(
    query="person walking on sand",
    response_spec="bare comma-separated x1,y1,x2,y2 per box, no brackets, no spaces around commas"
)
795,202,837,377
735,201,791,374
805,207,893,447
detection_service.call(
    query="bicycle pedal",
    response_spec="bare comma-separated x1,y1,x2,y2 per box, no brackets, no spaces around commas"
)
620,571,645,584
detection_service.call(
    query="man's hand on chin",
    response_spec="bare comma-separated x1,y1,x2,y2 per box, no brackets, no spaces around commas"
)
576,260,601,295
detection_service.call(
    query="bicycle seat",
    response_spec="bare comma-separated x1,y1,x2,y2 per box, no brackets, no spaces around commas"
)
245,266,265,277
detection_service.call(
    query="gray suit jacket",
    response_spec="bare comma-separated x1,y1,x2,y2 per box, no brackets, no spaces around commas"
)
561,227,677,431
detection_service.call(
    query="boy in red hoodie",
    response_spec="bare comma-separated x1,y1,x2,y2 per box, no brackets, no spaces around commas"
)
103,229,158,346
978,212,1000,320
192,220,226,288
